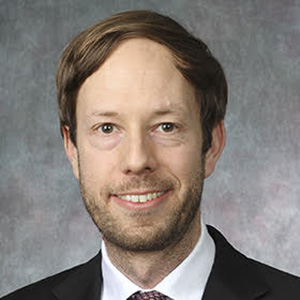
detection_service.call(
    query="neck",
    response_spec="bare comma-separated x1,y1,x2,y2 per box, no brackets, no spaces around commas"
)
104,214,201,289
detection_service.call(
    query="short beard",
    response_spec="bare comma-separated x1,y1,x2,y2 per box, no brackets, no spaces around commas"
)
79,156,205,252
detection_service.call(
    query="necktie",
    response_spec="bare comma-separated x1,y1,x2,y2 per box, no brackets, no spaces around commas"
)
127,290,169,299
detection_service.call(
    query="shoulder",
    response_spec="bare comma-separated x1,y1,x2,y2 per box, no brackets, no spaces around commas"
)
206,225,300,299
249,258,300,297
1,264,82,300
1,253,102,300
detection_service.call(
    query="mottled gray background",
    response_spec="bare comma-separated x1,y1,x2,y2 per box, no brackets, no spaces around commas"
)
1,0,300,296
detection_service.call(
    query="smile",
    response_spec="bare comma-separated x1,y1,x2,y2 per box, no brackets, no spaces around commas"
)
117,191,165,203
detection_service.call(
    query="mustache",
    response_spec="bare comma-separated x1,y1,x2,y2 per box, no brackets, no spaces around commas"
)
106,175,177,195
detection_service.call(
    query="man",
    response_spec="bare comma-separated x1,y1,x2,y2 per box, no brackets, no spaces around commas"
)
2,10,299,300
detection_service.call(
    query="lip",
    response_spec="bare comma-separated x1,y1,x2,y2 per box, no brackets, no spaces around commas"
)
110,189,172,211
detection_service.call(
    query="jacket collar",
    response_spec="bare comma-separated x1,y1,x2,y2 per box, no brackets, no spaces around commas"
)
52,253,102,300
51,226,270,300
203,226,269,299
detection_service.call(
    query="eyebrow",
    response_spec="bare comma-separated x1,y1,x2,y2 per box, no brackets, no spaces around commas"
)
90,111,119,117
152,105,188,117
88,105,186,118
152,108,177,116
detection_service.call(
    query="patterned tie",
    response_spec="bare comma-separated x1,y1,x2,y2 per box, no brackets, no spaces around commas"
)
127,290,169,299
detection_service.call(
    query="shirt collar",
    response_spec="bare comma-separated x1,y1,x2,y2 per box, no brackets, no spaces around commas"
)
101,219,215,300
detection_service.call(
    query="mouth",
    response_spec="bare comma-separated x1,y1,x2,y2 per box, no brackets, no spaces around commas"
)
115,191,167,203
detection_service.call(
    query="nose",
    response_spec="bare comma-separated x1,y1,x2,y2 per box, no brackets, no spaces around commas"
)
120,132,158,176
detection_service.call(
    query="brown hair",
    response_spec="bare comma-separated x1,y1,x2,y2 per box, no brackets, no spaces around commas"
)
56,10,227,153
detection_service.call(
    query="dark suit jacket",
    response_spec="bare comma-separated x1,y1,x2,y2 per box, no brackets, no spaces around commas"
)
2,226,300,299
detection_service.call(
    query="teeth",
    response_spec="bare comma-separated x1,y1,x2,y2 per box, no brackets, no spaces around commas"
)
118,191,165,203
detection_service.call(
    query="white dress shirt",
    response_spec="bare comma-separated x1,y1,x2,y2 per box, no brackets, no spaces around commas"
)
101,219,215,300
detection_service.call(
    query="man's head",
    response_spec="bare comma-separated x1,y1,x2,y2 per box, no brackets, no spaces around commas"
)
56,10,227,154
57,10,227,252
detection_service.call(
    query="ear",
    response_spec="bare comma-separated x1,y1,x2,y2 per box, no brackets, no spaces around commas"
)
204,121,226,178
62,126,79,179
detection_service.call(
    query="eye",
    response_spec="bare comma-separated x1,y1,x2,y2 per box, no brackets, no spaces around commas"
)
97,123,115,134
158,123,176,133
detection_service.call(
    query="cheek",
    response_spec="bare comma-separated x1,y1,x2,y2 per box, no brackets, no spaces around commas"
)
161,145,203,182
77,141,118,184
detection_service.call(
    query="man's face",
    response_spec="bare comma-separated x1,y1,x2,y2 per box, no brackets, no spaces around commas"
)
65,39,216,252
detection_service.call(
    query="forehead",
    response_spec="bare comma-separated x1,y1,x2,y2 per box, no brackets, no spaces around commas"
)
77,38,197,114
101,37,178,73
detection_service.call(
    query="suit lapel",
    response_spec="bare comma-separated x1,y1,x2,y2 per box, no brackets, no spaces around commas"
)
50,227,270,300
203,226,269,299
52,252,102,300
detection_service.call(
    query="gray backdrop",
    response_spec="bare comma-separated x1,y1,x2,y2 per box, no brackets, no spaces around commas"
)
1,0,299,297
